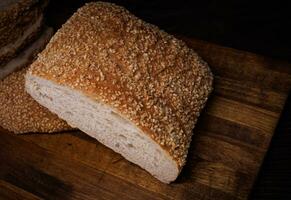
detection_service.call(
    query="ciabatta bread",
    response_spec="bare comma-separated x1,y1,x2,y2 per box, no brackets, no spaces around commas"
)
26,2,213,183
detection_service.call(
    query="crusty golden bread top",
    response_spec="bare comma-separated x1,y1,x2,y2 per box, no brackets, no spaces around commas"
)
0,68,72,134
28,2,213,168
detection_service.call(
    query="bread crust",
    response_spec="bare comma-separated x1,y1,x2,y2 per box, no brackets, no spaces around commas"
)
27,2,213,169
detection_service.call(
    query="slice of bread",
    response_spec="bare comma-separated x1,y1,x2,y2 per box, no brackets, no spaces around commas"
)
26,2,213,183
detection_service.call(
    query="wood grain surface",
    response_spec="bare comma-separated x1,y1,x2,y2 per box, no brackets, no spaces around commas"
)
0,38,290,200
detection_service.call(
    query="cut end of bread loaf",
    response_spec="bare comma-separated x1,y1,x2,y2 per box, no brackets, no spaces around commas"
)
26,75,179,183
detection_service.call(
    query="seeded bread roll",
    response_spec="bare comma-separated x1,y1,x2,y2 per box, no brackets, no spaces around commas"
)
26,2,213,183
0,67,72,134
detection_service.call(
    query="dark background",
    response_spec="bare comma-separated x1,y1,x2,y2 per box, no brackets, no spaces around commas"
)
45,1,291,199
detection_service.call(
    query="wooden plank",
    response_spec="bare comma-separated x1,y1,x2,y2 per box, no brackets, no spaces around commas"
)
196,114,271,148
205,96,279,134
1,38,291,200
0,180,42,200
213,76,286,113
180,37,291,93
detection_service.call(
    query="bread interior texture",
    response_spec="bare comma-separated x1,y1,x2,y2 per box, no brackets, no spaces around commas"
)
25,75,179,183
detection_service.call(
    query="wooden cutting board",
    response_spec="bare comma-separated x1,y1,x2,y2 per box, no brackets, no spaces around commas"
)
0,38,291,200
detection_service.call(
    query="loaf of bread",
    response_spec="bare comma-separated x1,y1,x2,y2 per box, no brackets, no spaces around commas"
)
26,2,213,183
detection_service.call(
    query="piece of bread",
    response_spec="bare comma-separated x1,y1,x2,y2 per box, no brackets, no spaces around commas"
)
0,15,43,67
0,67,72,134
26,2,213,183
0,27,53,79
0,0,48,66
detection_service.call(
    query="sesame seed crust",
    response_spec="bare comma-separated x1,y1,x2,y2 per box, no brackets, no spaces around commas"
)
28,2,213,169
0,68,72,134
